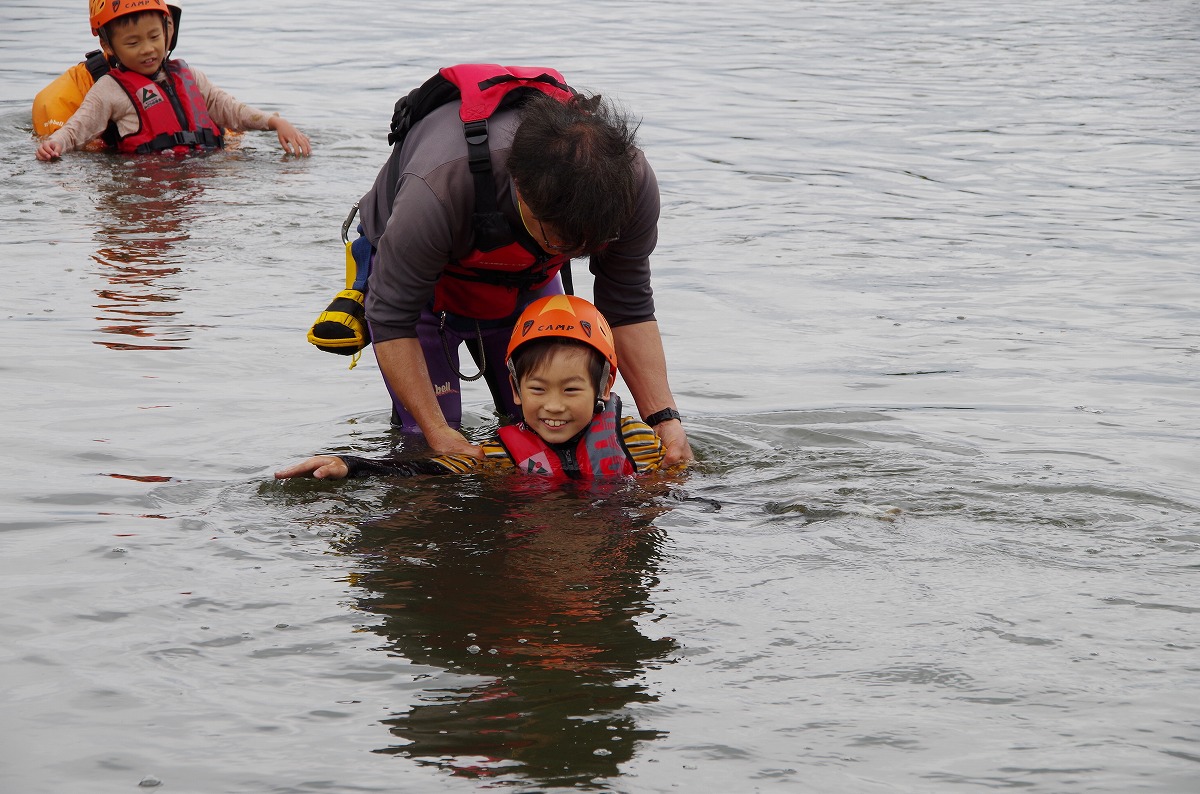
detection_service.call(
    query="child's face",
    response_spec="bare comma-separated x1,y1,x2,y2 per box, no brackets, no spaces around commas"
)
106,14,167,77
513,346,608,444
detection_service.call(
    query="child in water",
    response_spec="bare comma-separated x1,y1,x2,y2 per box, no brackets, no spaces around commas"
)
275,295,671,481
36,0,309,160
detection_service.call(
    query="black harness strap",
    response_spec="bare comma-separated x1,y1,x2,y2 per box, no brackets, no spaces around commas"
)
84,49,110,81
135,127,223,153
463,118,510,252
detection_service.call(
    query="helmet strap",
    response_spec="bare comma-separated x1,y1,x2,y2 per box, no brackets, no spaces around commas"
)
594,361,613,414
507,360,521,400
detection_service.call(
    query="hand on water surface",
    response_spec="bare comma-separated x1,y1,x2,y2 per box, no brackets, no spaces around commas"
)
275,455,348,480
656,420,693,467
35,140,62,161
267,116,311,156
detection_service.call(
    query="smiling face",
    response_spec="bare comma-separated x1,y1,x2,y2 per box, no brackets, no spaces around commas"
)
513,345,610,445
105,13,168,77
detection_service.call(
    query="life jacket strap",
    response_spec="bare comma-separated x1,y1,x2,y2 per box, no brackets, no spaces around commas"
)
443,261,558,289
135,127,224,153
463,119,510,252
84,49,111,81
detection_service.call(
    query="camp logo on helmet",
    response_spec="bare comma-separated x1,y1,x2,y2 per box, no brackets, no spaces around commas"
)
138,86,163,110
579,320,593,338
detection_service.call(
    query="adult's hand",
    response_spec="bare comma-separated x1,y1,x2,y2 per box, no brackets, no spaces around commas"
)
655,420,693,467
425,425,484,459
374,338,484,460
611,321,693,464
275,455,349,480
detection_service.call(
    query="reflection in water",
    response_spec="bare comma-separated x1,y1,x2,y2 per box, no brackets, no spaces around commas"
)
337,477,677,787
88,157,208,350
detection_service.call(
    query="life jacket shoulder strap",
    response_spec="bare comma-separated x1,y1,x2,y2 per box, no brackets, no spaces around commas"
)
84,49,110,82
385,64,576,253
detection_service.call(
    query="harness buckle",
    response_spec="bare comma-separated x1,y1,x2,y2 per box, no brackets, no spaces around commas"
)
463,120,491,173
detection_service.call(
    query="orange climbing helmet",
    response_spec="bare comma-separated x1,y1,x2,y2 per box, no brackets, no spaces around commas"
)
507,294,619,377
89,0,171,37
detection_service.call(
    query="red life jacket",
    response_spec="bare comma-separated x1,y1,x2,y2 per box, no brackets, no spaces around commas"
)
107,59,223,154
497,395,637,479
386,64,576,319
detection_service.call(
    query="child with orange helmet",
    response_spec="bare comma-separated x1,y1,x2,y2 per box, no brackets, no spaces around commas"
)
32,2,181,139
275,295,672,480
35,0,309,160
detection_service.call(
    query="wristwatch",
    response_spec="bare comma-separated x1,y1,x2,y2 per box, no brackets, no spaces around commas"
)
644,407,682,427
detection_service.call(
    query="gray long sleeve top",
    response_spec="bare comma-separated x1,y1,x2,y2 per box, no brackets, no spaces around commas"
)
358,101,660,343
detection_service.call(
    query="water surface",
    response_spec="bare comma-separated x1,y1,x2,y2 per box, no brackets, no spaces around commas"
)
1,1,1198,791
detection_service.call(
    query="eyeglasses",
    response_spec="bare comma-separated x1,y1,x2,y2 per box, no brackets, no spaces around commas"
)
518,196,574,254
533,216,577,254
518,196,618,256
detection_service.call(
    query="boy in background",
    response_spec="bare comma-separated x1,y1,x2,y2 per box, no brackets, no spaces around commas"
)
36,0,308,160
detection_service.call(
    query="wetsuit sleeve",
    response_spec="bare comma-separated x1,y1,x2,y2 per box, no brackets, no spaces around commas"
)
340,453,478,478
45,75,130,152
589,152,659,327
339,438,512,477
620,416,666,473
191,68,277,132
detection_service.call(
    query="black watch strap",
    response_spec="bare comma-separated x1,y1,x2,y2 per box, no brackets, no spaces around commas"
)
645,407,682,426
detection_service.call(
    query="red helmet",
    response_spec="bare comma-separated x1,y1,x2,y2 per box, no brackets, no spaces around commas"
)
89,0,171,36
507,294,618,377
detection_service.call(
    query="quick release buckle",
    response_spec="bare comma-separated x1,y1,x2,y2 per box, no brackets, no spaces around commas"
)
463,120,490,173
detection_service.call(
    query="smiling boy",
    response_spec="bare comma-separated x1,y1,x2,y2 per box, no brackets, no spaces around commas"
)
275,296,671,481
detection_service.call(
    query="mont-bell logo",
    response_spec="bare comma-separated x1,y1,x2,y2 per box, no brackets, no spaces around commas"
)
139,86,163,110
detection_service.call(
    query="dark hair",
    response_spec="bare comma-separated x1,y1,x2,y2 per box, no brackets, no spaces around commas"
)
105,10,168,34
510,338,607,396
102,10,170,55
507,92,640,253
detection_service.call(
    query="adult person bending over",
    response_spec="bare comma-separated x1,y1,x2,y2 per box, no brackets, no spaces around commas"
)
358,66,691,465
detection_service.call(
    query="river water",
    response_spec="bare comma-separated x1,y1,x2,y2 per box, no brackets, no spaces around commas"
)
2,1,1198,791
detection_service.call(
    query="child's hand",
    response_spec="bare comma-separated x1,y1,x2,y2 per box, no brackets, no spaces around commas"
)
36,140,62,161
274,455,348,480
268,116,311,156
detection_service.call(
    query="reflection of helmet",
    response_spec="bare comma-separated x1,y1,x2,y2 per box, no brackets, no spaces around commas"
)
89,0,171,37
507,295,619,375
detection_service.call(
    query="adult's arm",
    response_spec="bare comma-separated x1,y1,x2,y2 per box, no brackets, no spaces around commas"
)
611,321,692,465
373,337,483,458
